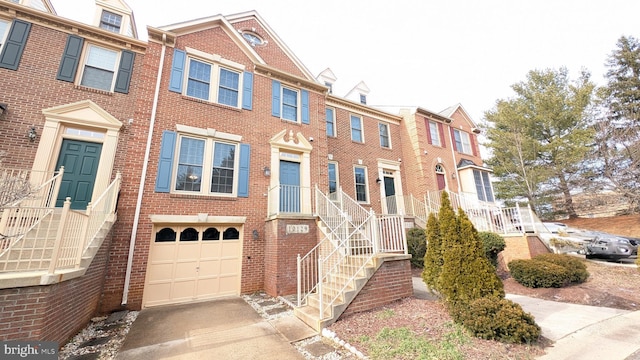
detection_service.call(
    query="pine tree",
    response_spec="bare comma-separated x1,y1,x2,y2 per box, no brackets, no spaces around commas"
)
421,213,442,292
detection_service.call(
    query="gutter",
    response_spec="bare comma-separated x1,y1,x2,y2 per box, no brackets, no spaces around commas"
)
121,33,167,306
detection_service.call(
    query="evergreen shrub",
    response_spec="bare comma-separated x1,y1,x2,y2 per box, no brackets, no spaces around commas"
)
533,253,589,283
478,231,506,267
509,259,570,288
406,227,427,268
453,297,540,344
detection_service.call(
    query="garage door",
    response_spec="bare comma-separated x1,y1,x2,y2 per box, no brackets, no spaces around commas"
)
143,224,243,307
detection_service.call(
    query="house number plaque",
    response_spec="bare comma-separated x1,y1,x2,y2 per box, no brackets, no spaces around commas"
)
286,224,309,234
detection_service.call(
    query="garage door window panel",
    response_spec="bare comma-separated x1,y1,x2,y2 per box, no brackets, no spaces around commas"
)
155,227,177,242
203,227,220,240
180,227,199,241
223,227,240,240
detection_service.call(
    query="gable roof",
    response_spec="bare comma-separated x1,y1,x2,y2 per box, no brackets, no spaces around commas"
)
159,11,316,82
439,103,478,130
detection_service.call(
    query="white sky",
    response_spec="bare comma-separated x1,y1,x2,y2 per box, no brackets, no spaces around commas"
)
51,0,640,125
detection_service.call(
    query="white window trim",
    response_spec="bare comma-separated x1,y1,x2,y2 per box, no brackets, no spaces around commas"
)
353,165,369,204
379,122,391,149
326,107,336,137
183,47,246,108
78,43,121,92
0,18,10,53
454,129,473,154
171,133,241,197
350,114,364,143
428,121,441,147
328,161,339,194
280,85,301,123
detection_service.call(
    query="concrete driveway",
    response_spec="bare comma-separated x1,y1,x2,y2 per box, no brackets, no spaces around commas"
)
116,297,312,360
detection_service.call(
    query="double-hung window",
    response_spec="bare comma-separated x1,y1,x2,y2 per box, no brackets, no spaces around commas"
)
428,121,442,147
453,129,473,154
282,87,298,121
350,115,363,142
473,170,494,202
328,162,339,194
175,135,238,196
379,123,390,148
100,10,122,33
186,58,241,107
271,80,309,123
80,44,119,92
168,48,251,109
354,166,368,203
326,107,336,137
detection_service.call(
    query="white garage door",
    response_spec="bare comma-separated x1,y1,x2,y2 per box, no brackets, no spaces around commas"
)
143,224,243,307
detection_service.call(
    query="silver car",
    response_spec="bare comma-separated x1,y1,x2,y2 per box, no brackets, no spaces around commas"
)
584,232,636,260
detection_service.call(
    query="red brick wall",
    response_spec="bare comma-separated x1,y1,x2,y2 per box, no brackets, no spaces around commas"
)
0,231,113,344
264,218,318,296
101,26,330,310
340,258,412,317
498,235,551,270
327,108,405,214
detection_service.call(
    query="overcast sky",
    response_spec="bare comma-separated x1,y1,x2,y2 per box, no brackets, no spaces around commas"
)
51,0,639,125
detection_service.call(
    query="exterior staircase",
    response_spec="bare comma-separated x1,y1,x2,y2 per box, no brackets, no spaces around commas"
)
294,186,407,332
0,170,121,288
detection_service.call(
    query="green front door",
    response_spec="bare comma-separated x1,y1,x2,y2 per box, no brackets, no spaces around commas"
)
55,139,102,210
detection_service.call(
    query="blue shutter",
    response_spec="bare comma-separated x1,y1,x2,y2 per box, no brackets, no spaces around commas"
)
238,144,250,198
155,131,176,193
271,80,281,117
56,35,84,82
168,49,185,93
0,20,31,70
242,71,253,110
114,50,135,94
301,89,309,124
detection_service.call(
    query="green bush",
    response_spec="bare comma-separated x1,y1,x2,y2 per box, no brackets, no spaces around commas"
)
422,213,442,292
453,297,540,344
509,259,570,288
532,253,589,284
478,232,506,267
406,227,426,268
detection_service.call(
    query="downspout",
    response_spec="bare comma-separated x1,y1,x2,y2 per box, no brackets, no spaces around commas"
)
122,33,167,306
447,122,462,193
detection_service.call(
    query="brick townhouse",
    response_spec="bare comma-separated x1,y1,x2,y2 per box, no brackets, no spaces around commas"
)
0,0,496,342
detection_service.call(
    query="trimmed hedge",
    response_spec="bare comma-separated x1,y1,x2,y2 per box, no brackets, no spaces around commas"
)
532,253,589,284
509,259,570,288
453,297,540,344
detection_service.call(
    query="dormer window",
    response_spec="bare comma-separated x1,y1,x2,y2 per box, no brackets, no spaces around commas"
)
100,10,122,33
325,82,333,94
360,94,367,105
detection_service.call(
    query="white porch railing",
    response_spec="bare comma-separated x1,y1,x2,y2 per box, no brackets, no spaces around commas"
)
385,194,428,227
399,190,543,235
267,184,313,217
297,185,406,320
0,172,121,273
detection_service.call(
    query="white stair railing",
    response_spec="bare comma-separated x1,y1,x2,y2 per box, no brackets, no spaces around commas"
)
0,172,121,273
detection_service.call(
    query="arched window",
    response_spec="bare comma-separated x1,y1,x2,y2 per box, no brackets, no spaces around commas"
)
180,227,199,241
155,228,176,242
203,227,220,241
435,164,445,173
223,227,240,240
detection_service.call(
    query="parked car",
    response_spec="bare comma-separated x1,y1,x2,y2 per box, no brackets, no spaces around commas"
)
583,232,636,260
542,222,573,234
